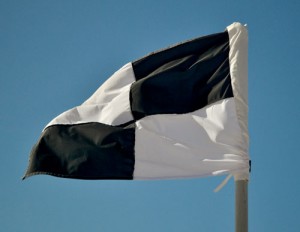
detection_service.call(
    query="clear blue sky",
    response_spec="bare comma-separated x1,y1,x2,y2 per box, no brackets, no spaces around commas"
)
1,0,299,231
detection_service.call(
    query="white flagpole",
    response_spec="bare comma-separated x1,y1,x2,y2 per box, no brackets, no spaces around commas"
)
235,179,248,232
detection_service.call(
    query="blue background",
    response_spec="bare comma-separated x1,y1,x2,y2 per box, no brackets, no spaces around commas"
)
1,0,300,231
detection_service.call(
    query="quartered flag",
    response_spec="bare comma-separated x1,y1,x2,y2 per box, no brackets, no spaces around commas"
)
24,22,250,181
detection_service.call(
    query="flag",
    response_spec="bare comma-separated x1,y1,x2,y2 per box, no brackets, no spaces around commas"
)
24,22,249,181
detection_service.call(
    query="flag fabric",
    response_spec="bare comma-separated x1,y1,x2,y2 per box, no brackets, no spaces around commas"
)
24,22,249,181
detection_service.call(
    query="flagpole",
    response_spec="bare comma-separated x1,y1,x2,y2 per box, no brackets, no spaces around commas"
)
235,179,248,232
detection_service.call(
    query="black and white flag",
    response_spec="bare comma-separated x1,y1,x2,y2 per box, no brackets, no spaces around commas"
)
24,22,249,181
